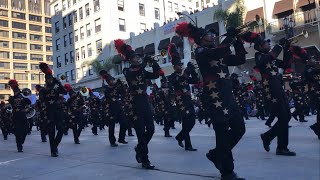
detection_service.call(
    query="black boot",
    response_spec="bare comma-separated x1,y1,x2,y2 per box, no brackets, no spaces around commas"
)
175,137,184,148
118,139,128,144
164,131,172,137
142,161,155,169
260,134,270,152
206,149,221,170
221,172,245,180
276,149,296,156
17,145,23,152
134,146,142,163
310,125,320,139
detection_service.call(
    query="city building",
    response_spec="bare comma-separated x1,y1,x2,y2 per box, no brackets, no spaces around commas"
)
51,0,196,89
0,0,53,101
52,0,320,92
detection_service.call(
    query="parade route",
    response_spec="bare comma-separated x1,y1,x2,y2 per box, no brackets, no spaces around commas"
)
0,117,319,180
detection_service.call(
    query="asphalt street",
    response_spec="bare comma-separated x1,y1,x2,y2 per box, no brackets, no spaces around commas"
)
0,116,319,180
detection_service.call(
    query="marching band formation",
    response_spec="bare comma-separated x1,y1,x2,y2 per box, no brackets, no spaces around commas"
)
0,20,319,180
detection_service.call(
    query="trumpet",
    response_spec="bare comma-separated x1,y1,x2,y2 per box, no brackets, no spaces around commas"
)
80,87,89,97
59,75,66,81
288,30,308,44
151,49,168,59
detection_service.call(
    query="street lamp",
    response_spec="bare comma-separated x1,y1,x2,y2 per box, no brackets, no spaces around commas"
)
177,12,198,26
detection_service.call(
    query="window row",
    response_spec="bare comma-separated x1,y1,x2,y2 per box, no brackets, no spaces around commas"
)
0,52,52,61
58,67,95,82
0,31,52,42
0,20,51,32
0,62,51,70
55,33,73,50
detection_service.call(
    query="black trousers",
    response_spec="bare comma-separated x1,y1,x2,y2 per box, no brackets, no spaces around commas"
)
292,106,305,121
1,127,8,139
256,106,265,120
163,113,171,133
91,112,100,134
266,112,276,125
108,105,127,144
13,113,29,150
47,109,64,154
132,95,155,163
311,105,320,133
176,96,196,149
209,107,246,177
127,117,134,135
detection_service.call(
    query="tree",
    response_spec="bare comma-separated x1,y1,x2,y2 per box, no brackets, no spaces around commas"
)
214,0,245,28
82,56,119,76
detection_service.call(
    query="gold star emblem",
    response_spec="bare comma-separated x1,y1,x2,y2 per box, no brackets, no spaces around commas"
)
209,60,219,67
266,63,272,69
206,81,216,90
263,80,268,85
180,106,185,110
271,70,277,76
131,80,138,86
217,71,226,78
178,101,183,105
214,101,222,108
210,92,219,99
265,88,269,92
137,88,143,94
49,100,54,104
133,116,138,120
176,96,181,100
266,94,271,99
53,84,59,89
223,108,229,115
271,98,277,103
186,110,190,114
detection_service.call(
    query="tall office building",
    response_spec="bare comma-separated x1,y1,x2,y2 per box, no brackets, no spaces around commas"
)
0,0,53,101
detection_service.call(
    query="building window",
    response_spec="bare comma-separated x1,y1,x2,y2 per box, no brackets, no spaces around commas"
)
13,42,27,50
82,67,87,77
13,63,28,70
168,1,173,12
86,23,91,37
45,17,51,24
71,69,75,80
76,68,81,79
31,74,44,81
67,0,71,8
95,19,101,33
69,32,73,45
30,64,39,70
182,5,186,11
96,39,102,53
94,0,100,12
87,44,92,57
74,30,79,42
0,94,10,100
196,2,199,8
0,10,8,17
64,35,67,47
73,11,78,23
119,18,126,32
0,83,10,90
0,20,8,27
65,53,69,65
174,3,179,13
70,51,74,63
79,7,83,20
0,41,9,48
80,26,84,39
0,73,10,80
76,49,80,61
12,12,25,20
56,39,60,50
46,55,52,62
46,36,52,43
55,21,60,33
29,15,42,22
13,52,27,60
0,30,9,37
89,65,93,75
56,56,61,68
139,3,145,16
0,62,10,69
29,24,42,32
118,0,124,11
46,46,52,52
81,46,85,59
68,14,72,26
73,0,76,5
0,52,9,59
140,23,146,32
30,44,43,51
155,8,160,20
30,54,43,61
12,22,26,29
30,34,42,41
85,3,90,17
63,17,67,28
45,27,52,33
14,73,28,80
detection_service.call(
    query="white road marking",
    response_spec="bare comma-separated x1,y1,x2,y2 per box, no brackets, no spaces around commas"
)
0,157,28,165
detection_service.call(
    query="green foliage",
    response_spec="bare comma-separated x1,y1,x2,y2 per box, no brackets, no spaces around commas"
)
83,56,115,76
214,0,245,28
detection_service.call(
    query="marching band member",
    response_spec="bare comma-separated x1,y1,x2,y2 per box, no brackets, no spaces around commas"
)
0,101,10,140
8,80,31,152
88,88,101,135
39,63,66,157
35,85,48,142
290,79,308,122
175,22,247,180
167,43,199,151
100,70,128,147
114,39,160,169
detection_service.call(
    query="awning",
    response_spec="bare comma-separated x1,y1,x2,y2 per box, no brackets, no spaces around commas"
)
297,0,315,8
245,7,264,23
171,36,183,47
205,22,219,34
158,38,170,50
272,0,294,16
144,43,155,55
135,47,144,55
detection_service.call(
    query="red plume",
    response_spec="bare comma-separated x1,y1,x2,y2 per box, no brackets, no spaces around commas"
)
285,68,293,74
289,46,309,61
99,70,110,80
175,22,191,37
114,39,132,58
8,80,18,88
250,75,257,81
35,85,42,92
87,88,93,93
159,69,165,76
39,63,53,75
63,84,73,92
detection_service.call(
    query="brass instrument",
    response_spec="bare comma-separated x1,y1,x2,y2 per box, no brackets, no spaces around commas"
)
80,87,89,97
151,49,168,59
59,74,66,81
287,30,308,44
5,104,12,113
20,88,36,119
